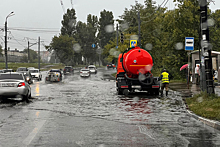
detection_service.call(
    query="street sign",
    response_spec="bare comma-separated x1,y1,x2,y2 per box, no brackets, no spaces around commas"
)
116,46,118,49
185,37,194,51
92,44,96,48
130,40,137,48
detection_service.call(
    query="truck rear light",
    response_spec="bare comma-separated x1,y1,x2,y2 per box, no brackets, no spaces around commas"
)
18,82,25,87
152,85,159,88
121,85,128,88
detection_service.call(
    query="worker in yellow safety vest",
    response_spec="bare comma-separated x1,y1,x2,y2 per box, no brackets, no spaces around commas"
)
158,69,172,96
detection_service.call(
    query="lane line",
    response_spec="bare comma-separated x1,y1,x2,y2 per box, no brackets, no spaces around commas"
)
22,120,46,146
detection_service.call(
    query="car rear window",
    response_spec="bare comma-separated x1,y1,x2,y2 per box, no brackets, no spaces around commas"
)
89,67,95,69
17,68,27,71
0,74,23,80
81,69,89,71
29,70,39,73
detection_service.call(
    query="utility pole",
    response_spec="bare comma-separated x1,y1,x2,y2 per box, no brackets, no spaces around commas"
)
138,11,141,48
4,12,14,69
28,41,30,63
116,24,118,47
200,0,214,93
5,20,8,69
38,37,40,70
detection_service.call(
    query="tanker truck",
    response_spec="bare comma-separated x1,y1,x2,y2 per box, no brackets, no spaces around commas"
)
116,46,160,95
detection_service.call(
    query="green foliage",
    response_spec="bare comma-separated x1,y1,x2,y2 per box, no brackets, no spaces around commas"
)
47,35,76,65
22,48,39,63
61,8,77,37
98,9,115,49
0,45,2,56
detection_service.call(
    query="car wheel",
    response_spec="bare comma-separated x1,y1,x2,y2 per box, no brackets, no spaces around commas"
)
22,94,29,102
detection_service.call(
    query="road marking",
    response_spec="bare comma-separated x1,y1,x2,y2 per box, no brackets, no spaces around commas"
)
22,120,46,146
138,125,155,140
36,111,40,118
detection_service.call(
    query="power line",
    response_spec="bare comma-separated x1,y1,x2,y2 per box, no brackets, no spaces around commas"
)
70,0,74,9
8,32,27,48
59,0,65,13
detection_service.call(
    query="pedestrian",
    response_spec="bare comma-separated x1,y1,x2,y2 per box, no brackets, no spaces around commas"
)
158,68,172,96
195,65,200,85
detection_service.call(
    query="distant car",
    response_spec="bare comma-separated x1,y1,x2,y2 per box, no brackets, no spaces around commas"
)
88,65,97,74
107,63,115,69
80,69,90,77
29,69,42,81
17,71,33,84
45,69,62,82
28,67,35,70
2,69,14,73
0,70,3,73
16,67,28,72
0,72,31,102
63,66,74,75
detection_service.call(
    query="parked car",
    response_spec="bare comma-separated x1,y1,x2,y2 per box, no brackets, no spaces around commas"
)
2,69,14,73
0,70,3,73
29,69,42,81
17,71,33,84
80,69,90,77
45,69,62,82
88,65,97,74
63,66,74,75
107,63,116,69
16,67,28,72
0,72,31,102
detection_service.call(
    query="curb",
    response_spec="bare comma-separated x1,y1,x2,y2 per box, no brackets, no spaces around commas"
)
187,110,220,131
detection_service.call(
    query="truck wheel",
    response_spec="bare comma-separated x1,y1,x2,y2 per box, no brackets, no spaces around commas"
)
155,90,160,95
117,88,123,95
123,89,129,96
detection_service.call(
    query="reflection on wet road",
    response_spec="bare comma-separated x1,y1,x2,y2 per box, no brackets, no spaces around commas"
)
0,68,220,147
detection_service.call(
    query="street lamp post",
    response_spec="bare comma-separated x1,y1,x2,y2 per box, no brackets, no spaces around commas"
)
5,12,14,69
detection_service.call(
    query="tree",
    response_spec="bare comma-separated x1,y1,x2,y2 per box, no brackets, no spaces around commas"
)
98,10,115,49
23,48,38,63
61,8,77,37
210,9,220,51
47,35,76,65
0,45,2,56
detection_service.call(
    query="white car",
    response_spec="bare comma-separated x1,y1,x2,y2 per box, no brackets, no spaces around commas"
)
80,69,90,77
29,69,42,81
0,72,31,102
88,65,97,74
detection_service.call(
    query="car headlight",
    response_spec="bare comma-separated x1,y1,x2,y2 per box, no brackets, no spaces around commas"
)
26,77,30,81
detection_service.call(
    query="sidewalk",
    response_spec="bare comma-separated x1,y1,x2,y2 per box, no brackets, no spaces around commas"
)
169,82,220,131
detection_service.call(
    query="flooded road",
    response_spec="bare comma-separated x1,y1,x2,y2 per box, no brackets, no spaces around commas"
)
0,68,220,147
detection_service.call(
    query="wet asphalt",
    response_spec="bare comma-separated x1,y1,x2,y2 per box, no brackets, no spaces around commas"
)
0,68,220,147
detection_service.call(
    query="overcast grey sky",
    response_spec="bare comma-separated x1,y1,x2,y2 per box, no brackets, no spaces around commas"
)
0,0,219,51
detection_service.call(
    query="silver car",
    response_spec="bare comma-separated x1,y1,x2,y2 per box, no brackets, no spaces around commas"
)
88,65,97,74
80,69,90,77
0,72,31,102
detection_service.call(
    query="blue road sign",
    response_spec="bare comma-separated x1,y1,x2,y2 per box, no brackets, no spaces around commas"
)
185,37,194,51
116,46,118,49
92,44,96,48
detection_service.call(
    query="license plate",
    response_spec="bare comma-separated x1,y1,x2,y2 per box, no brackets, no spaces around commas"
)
132,85,141,89
1,83,15,87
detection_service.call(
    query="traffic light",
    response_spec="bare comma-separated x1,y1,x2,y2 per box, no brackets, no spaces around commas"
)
120,33,124,43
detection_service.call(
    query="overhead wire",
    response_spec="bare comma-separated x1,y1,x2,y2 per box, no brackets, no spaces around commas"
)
70,0,74,9
59,0,66,14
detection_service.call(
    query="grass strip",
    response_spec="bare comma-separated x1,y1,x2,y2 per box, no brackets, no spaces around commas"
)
186,92,220,121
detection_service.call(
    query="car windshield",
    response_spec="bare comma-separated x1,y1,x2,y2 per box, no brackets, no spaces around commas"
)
29,70,39,73
0,74,23,80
